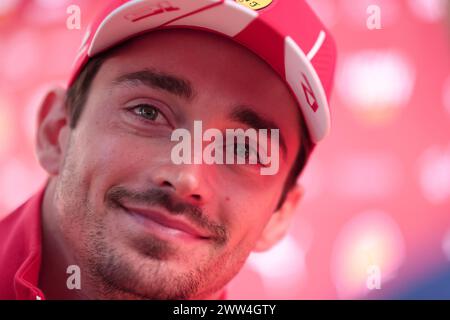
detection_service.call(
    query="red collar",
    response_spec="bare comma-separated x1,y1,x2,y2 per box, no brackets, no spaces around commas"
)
0,187,46,300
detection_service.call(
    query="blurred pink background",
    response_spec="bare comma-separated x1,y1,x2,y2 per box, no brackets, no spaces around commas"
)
0,0,449,299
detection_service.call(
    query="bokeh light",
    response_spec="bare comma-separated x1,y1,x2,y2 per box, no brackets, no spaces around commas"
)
331,210,405,299
336,50,415,125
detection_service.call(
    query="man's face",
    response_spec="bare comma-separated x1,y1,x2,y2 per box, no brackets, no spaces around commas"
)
52,29,301,299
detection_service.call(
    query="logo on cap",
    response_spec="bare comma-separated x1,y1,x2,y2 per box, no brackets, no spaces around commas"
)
301,73,319,112
125,1,180,22
235,0,272,11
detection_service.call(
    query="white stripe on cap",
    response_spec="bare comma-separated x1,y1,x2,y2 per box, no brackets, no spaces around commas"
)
307,30,326,61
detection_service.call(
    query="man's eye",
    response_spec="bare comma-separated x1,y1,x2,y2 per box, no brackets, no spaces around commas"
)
134,104,159,120
233,143,265,166
130,103,168,125
234,143,250,159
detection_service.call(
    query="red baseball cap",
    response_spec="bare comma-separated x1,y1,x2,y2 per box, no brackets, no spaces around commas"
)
69,0,336,143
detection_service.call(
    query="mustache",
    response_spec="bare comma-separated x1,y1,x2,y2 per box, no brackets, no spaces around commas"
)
105,186,228,244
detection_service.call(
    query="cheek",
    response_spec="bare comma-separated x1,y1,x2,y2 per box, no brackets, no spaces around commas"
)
220,188,278,247
72,123,171,186
56,129,173,236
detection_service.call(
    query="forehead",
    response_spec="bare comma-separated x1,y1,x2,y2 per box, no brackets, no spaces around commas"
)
93,28,302,145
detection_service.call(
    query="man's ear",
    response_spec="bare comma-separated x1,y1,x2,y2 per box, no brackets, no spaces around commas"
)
35,87,70,176
253,184,304,252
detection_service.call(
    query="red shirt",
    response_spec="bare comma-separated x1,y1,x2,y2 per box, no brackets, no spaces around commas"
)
0,187,46,300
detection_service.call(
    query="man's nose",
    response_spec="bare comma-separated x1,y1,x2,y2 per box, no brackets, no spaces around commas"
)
153,163,213,206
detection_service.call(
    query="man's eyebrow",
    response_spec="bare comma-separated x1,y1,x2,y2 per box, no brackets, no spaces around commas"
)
229,106,287,158
112,69,195,100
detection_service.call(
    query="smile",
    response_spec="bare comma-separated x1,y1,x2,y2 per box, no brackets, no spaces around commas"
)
119,203,211,242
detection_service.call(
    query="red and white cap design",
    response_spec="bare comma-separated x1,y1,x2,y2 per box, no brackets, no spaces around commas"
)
69,0,337,143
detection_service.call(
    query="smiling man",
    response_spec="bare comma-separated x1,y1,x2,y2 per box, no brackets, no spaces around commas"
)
0,0,336,300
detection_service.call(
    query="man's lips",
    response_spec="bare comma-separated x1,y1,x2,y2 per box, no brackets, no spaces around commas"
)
118,203,211,240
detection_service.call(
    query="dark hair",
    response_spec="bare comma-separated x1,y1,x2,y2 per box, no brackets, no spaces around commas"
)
65,53,314,211
66,55,108,128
